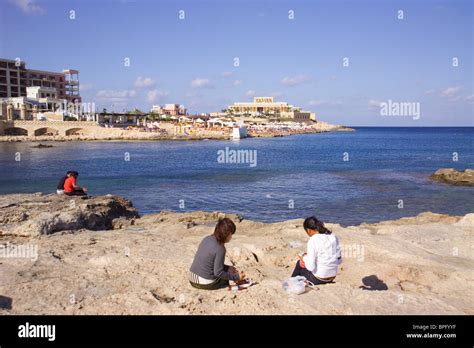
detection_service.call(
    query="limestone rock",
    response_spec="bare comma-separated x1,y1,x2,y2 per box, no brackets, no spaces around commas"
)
0,193,139,237
0,194,472,315
430,168,474,186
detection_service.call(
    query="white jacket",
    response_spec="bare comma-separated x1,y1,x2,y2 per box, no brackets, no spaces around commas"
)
303,233,342,278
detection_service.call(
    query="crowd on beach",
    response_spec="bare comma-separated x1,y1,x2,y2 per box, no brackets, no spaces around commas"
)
126,120,321,139
247,122,318,137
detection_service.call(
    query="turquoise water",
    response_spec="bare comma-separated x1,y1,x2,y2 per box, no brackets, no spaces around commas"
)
0,127,472,225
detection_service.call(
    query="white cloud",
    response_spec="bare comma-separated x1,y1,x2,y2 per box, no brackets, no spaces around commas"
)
185,91,202,98
424,89,436,95
220,72,233,78
448,95,462,102
147,89,169,103
281,75,311,87
96,89,137,103
233,80,243,86
9,0,45,14
245,90,256,97
465,94,474,103
80,84,93,92
440,86,461,98
191,78,212,89
134,76,156,89
368,99,383,110
308,100,342,107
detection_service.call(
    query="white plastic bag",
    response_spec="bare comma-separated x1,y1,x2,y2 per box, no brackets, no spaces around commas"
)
282,276,307,295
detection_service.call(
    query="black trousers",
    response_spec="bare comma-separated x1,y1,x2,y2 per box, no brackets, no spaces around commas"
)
65,189,87,196
291,261,334,285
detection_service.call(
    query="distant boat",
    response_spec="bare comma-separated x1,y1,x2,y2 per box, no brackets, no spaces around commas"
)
232,126,248,139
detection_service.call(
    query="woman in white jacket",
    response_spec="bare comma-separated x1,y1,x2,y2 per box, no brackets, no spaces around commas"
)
291,216,342,285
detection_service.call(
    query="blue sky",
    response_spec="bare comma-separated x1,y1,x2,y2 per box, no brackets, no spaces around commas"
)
1,0,472,126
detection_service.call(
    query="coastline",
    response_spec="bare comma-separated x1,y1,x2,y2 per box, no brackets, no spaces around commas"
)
0,193,472,315
0,122,354,142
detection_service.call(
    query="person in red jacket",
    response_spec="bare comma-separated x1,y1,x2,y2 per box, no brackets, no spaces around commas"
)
64,171,88,196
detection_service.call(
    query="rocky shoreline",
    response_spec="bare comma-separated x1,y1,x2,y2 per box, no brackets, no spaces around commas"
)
430,168,474,187
0,193,472,315
0,122,353,142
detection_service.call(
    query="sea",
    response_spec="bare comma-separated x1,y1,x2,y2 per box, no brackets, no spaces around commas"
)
0,127,472,226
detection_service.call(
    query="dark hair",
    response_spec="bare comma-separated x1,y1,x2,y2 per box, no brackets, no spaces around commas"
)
303,216,332,235
213,218,236,244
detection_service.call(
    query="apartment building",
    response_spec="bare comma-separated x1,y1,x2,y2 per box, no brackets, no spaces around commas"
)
151,103,187,116
0,58,81,102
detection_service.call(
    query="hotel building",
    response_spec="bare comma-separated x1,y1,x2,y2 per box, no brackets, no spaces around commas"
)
0,58,81,103
227,96,316,122
228,97,298,116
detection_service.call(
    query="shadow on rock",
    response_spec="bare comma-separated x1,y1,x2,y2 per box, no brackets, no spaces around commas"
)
359,275,388,291
0,295,13,310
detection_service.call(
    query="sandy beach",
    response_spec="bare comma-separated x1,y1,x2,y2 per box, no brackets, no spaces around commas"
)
0,193,472,315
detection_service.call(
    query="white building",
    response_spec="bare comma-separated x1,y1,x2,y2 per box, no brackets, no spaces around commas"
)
0,86,67,121
27,86,57,99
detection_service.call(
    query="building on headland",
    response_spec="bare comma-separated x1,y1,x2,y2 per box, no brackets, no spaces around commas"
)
228,97,296,116
151,103,187,116
227,96,316,122
0,58,81,103
280,110,316,122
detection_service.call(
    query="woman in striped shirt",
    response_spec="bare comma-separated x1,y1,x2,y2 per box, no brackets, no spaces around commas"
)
189,218,246,290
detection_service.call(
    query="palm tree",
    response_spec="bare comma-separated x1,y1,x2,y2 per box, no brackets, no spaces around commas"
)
131,108,143,115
